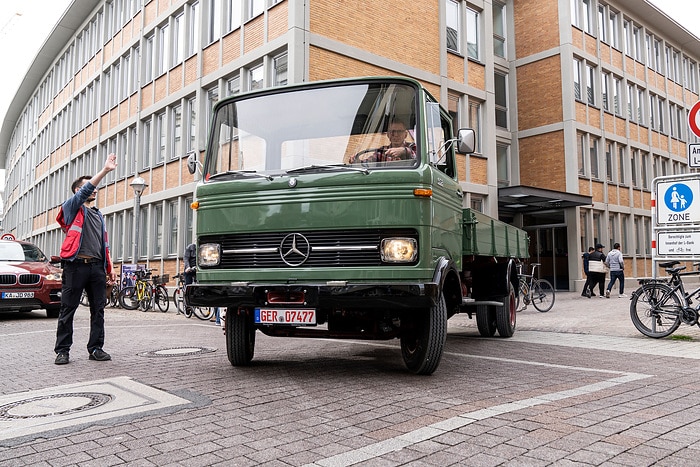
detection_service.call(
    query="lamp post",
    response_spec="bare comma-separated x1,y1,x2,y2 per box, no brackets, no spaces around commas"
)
130,177,148,264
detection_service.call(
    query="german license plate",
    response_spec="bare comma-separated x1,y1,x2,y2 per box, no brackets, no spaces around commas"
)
2,292,34,299
254,308,316,325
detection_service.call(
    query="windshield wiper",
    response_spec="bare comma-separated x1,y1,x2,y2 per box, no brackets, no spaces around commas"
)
208,170,274,181
286,164,369,175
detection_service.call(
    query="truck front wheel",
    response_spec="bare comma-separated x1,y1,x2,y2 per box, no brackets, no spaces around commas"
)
226,307,256,366
495,285,517,337
400,295,447,375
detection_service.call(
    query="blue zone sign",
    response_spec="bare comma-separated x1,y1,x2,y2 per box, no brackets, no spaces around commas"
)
657,180,700,224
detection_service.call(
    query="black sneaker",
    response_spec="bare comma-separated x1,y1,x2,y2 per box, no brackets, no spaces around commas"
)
89,349,112,361
55,352,69,365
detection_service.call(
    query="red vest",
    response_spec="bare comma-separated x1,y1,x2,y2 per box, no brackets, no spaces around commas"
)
56,206,113,274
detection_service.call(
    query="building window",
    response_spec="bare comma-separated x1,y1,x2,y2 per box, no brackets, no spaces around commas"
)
156,111,166,163
208,0,221,43
206,87,219,135
496,143,509,187
227,0,242,32
144,34,154,81
613,76,621,115
470,197,483,212
249,0,264,19
187,1,200,56
468,100,481,154
573,58,582,100
492,1,506,58
226,75,240,96
585,63,595,106
142,119,152,170
273,53,287,86
601,72,610,111
249,64,264,90
187,97,197,151
172,104,182,159
578,132,585,176
173,12,185,66
466,7,479,60
168,200,178,256
605,141,613,182
139,207,148,259
446,0,460,53
494,72,508,129
631,149,638,187
157,24,169,76
153,204,163,257
590,137,599,179
618,146,625,185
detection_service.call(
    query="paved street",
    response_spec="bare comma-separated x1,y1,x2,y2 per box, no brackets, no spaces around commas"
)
1,289,700,466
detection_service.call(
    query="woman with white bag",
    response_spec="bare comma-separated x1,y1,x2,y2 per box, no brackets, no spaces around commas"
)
583,244,607,298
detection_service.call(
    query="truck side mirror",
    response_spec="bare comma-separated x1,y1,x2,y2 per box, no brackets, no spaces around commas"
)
186,150,199,175
456,129,476,154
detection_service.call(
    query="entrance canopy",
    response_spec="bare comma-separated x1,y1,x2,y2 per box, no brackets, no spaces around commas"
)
498,185,592,214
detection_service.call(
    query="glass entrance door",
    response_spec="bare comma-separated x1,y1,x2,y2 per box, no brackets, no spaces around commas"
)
525,226,569,290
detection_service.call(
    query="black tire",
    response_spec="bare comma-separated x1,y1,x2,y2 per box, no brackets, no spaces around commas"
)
46,306,60,318
226,307,255,365
532,279,555,312
496,284,517,337
630,283,681,338
119,286,139,310
400,294,447,375
516,279,528,311
475,304,497,337
173,288,184,314
154,285,169,312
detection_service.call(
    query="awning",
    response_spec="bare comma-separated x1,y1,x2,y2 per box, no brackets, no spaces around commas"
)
498,185,593,214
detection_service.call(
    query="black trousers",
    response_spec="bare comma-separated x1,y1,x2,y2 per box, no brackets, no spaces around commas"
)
54,260,107,354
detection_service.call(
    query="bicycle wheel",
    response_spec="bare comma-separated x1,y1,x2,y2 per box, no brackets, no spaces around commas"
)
532,279,555,312
154,285,169,312
630,283,682,338
119,286,139,310
173,288,184,314
139,287,153,312
109,284,121,308
193,306,214,321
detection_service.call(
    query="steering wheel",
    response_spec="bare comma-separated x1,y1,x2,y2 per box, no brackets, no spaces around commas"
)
351,148,383,163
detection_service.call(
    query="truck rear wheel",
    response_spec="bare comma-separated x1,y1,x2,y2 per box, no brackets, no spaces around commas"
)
226,307,255,366
496,285,517,337
400,294,447,375
475,304,497,337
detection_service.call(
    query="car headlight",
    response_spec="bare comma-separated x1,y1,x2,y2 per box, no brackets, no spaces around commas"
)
45,272,62,281
380,238,417,263
198,243,221,266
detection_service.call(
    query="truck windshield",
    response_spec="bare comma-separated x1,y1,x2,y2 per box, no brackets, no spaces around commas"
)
204,82,419,180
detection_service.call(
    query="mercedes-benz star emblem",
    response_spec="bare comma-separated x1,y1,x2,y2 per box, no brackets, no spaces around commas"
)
279,233,311,266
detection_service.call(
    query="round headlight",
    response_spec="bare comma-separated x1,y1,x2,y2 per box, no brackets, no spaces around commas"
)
380,238,417,263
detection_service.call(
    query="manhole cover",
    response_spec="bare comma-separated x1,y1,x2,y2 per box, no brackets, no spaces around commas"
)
0,393,113,420
138,347,217,358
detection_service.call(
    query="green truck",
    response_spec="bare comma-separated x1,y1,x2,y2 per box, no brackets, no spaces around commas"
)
186,76,528,375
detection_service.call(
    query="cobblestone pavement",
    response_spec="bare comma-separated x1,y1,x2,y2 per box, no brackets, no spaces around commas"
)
1,290,700,466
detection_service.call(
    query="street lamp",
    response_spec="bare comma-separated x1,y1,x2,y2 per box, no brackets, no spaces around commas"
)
130,177,148,263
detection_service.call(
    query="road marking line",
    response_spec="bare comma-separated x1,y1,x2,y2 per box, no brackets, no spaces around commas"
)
304,344,651,467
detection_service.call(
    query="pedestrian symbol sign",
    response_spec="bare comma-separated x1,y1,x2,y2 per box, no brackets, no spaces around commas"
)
657,180,700,224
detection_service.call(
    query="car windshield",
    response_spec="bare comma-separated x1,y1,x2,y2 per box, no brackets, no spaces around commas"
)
204,81,419,179
0,242,47,262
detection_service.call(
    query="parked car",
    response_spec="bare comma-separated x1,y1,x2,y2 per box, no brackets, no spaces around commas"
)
0,239,62,317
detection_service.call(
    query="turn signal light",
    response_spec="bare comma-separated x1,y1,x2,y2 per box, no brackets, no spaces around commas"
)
413,188,432,197
191,201,200,209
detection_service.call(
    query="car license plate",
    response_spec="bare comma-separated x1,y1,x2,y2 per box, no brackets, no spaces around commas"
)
254,308,316,325
2,292,34,299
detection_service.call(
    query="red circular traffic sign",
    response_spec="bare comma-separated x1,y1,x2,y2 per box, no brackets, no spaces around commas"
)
689,101,700,138
0,233,16,241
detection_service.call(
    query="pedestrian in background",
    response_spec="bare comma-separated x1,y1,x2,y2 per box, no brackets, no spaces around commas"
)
581,246,596,297
54,154,117,365
586,244,607,298
183,243,197,285
605,242,626,298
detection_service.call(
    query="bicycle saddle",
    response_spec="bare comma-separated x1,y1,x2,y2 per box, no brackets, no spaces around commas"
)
658,261,680,268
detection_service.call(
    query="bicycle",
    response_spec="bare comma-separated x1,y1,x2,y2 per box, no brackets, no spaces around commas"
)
515,262,555,312
79,277,120,308
172,271,214,320
629,260,700,338
119,269,170,312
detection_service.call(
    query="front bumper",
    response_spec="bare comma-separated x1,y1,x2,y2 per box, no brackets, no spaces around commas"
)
184,282,439,310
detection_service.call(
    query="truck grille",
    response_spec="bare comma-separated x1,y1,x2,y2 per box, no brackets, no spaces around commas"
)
200,229,416,268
